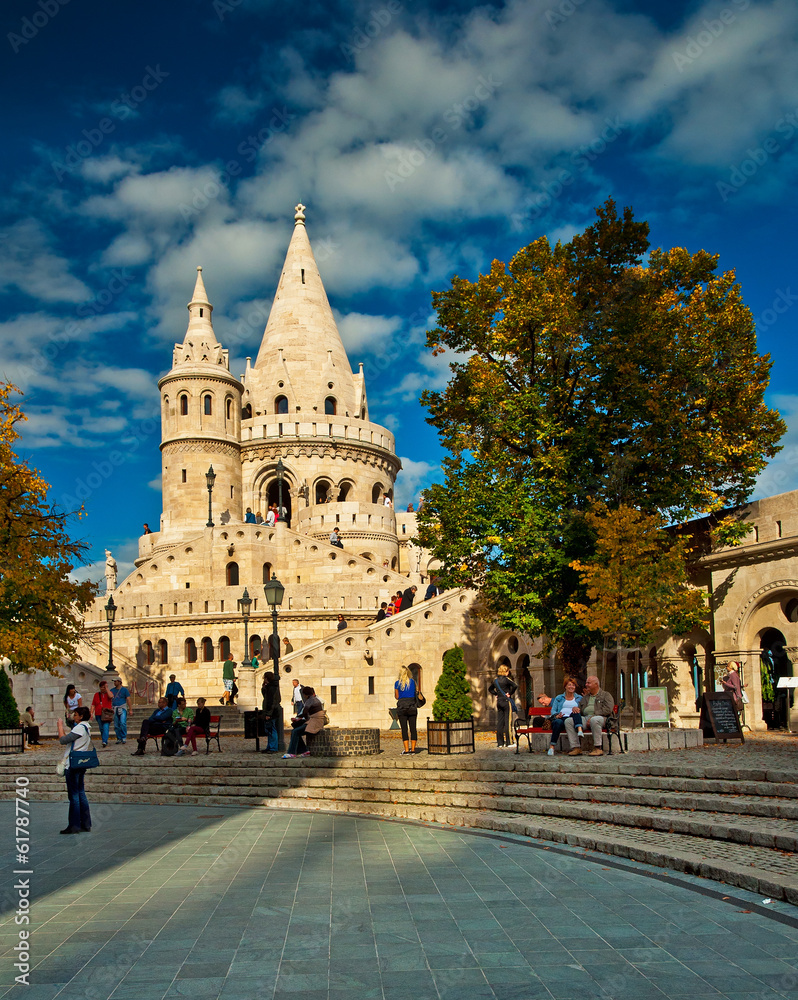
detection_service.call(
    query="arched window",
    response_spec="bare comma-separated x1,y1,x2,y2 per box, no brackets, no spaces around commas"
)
338,483,352,502
315,480,332,504
180,394,188,416
202,637,214,662
324,396,337,415
185,638,197,663
158,639,168,665
262,562,272,584
242,403,252,419
372,483,383,504
219,636,230,659
275,395,288,414
250,634,262,657
226,397,232,420
226,562,239,586
203,395,212,416
142,640,154,665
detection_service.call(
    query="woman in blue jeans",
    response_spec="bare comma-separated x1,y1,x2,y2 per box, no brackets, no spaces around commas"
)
56,707,93,834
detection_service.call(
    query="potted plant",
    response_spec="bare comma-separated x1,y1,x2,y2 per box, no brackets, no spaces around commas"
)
427,645,475,754
0,666,23,754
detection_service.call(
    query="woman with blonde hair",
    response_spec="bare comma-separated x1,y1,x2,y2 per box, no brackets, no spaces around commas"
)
394,666,418,755
488,663,518,748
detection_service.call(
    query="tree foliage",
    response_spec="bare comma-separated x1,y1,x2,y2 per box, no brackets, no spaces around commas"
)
0,383,96,674
417,200,784,650
432,645,474,721
569,504,709,645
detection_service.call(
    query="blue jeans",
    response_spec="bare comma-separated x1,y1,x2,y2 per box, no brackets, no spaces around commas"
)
65,768,91,831
113,707,127,742
287,722,308,755
265,719,279,751
95,716,110,745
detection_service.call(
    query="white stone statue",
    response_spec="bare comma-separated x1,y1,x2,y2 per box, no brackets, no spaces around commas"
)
104,549,118,591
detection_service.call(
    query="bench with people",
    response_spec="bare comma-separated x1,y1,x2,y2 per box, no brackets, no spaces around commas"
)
512,676,623,755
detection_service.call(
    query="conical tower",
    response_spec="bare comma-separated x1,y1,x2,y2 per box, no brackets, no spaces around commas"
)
158,267,243,538
240,206,400,564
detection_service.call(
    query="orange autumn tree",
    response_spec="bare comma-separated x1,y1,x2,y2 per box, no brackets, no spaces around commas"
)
0,382,96,674
569,503,709,708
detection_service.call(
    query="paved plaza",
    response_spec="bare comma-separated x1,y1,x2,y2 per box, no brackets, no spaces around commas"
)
2,801,798,1000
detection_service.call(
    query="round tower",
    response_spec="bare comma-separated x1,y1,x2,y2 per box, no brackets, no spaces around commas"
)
158,267,243,539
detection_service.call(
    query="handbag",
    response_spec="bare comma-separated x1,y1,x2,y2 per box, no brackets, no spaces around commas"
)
415,690,426,707
69,746,100,769
101,707,114,722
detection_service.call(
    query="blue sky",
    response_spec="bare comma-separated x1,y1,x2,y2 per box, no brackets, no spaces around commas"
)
1,0,797,585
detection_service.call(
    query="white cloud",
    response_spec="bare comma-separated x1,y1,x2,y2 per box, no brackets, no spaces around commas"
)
0,220,90,303
395,457,438,507
753,394,798,499
334,310,403,353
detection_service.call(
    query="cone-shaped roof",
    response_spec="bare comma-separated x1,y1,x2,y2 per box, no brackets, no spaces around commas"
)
252,205,356,417
166,266,229,372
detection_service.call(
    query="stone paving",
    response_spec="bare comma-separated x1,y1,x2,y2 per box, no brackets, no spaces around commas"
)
2,803,798,1000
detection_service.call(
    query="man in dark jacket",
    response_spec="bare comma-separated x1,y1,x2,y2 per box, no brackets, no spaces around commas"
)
260,672,281,753
131,698,173,755
400,585,417,610
564,675,615,756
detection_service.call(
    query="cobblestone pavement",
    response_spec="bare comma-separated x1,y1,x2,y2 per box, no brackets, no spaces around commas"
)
2,804,798,1000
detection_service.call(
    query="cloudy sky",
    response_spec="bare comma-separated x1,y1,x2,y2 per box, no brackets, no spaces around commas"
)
2,0,797,584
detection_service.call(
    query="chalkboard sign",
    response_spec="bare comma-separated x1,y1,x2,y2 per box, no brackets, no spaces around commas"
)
699,692,744,743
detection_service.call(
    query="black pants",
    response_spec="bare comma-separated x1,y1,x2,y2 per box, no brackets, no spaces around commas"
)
496,701,511,746
397,699,417,741
137,720,168,748
24,725,40,745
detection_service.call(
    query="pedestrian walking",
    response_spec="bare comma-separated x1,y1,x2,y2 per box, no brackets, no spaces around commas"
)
111,677,131,744
90,680,114,748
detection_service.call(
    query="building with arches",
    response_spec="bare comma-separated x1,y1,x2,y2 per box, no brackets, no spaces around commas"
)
67,205,795,737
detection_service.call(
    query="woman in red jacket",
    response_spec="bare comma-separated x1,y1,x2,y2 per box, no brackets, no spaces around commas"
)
90,680,114,748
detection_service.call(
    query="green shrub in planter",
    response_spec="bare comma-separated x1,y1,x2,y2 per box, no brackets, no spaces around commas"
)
432,645,474,721
0,668,20,728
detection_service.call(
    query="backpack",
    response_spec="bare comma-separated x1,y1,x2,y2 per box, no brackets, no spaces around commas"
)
161,725,181,757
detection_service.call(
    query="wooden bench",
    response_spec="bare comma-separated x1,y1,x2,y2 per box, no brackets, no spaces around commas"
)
514,706,625,755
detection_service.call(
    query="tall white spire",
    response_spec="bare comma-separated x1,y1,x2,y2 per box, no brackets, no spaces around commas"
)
170,266,227,369
252,205,357,417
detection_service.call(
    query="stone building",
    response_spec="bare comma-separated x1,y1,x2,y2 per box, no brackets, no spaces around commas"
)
10,206,795,736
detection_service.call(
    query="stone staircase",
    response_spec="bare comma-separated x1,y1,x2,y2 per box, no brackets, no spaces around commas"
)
6,751,797,903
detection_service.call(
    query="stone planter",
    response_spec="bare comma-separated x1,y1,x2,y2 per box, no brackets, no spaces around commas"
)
0,727,24,754
427,718,475,754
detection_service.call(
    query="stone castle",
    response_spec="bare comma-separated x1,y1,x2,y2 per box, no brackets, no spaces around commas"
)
9,206,795,736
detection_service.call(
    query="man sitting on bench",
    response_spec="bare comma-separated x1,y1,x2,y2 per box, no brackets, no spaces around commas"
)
131,698,173,756
565,675,614,757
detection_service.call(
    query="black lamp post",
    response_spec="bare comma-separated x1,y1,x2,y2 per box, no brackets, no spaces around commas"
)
263,573,286,751
276,458,285,523
238,586,259,751
206,465,216,527
104,595,117,672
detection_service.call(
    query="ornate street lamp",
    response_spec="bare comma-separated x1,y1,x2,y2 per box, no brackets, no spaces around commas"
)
206,465,216,527
104,595,117,672
238,586,260,750
276,458,285,523
264,574,286,751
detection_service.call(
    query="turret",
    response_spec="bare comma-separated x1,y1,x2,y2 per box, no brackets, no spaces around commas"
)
158,267,243,538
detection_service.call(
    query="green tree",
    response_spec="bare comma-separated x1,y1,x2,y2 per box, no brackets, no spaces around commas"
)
0,383,96,674
0,667,20,728
417,200,784,665
432,645,474,721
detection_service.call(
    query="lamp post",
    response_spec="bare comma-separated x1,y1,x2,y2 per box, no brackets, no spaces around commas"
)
238,587,259,750
206,465,216,527
104,595,117,672
263,573,286,751
276,458,285,523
